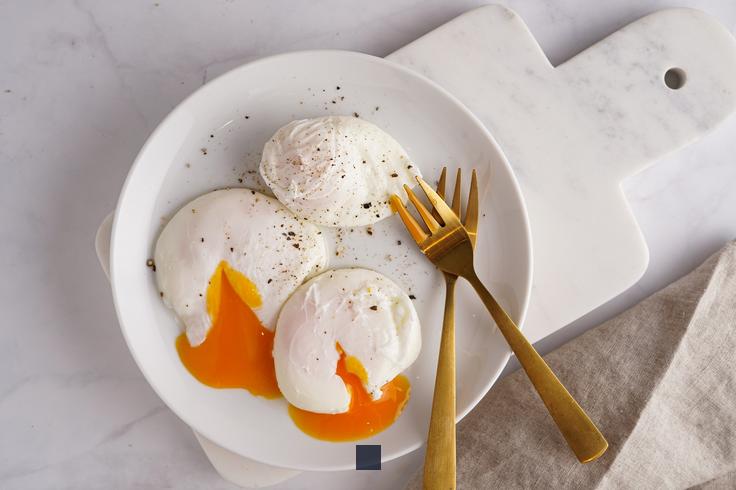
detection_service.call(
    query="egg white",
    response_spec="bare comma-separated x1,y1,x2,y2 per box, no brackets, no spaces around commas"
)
154,188,327,346
260,116,421,227
273,268,421,414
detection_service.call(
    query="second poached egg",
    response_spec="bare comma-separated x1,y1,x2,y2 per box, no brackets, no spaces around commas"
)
273,268,421,414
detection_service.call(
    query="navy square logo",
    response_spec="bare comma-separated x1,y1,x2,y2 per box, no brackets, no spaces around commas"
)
356,444,381,470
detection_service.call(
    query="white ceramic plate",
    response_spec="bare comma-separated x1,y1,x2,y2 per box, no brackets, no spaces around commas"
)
110,51,532,471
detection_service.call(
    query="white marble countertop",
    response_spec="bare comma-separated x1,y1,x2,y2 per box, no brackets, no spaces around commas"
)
2,1,736,488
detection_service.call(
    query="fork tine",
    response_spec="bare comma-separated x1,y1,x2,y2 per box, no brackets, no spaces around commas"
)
390,194,429,244
431,167,448,223
404,184,441,233
451,168,462,217
436,167,447,200
465,169,479,245
415,177,460,227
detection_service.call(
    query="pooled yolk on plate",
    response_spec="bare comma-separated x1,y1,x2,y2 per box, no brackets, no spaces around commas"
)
176,261,281,398
288,344,410,441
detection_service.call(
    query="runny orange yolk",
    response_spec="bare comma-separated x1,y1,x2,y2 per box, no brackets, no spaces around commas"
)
175,261,281,398
288,344,411,441
175,262,410,439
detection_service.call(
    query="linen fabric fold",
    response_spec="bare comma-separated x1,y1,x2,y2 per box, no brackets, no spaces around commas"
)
408,241,736,489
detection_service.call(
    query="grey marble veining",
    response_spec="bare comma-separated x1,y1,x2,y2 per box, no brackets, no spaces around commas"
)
3,1,736,489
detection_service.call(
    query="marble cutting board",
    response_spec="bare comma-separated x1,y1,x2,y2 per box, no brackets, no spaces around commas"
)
389,5,736,344
96,5,736,487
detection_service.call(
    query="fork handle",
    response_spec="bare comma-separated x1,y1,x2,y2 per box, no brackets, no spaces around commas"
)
465,271,608,463
423,274,457,490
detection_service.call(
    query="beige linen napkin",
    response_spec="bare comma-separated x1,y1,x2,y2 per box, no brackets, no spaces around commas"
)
408,241,736,489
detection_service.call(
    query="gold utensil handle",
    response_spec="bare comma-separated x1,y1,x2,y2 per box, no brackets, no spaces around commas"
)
423,274,457,489
466,271,608,463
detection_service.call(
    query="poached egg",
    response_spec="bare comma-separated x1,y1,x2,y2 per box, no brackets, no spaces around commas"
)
260,116,421,227
273,268,421,416
155,188,327,345
154,189,327,396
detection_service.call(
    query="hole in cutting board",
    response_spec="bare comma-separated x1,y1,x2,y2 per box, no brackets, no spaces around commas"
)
664,68,686,90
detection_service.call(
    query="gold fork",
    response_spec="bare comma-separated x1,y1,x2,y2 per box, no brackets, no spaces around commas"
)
391,171,608,475
397,168,477,490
